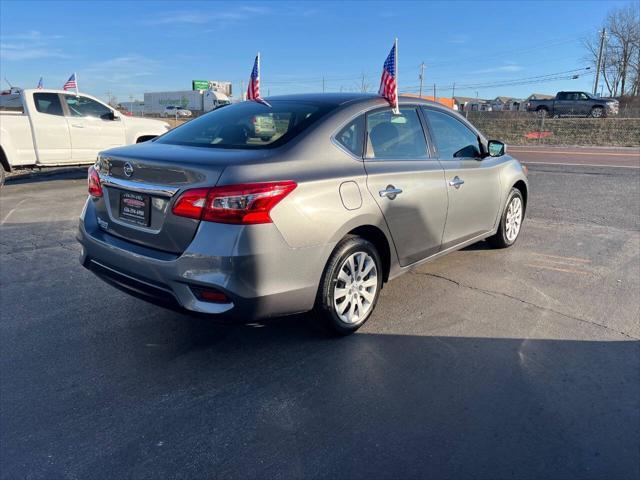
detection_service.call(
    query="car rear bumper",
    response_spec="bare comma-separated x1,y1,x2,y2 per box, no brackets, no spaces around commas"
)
77,199,334,321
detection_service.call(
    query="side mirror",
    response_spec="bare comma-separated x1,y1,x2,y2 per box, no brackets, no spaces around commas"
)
102,111,120,121
487,140,506,157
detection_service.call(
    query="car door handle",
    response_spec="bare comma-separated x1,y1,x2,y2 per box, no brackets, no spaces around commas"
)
379,185,403,199
71,123,84,128
449,176,464,189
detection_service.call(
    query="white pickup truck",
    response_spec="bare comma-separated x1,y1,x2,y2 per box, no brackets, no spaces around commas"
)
0,88,171,186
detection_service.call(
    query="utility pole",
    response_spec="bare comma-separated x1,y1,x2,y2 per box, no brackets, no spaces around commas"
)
361,74,366,93
593,28,606,95
418,62,425,97
452,82,456,98
433,83,436,102
322,76,325,93
240,80,244,101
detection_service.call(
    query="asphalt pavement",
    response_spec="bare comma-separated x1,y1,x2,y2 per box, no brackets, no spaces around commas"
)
510,145,640,168
1,156,638,479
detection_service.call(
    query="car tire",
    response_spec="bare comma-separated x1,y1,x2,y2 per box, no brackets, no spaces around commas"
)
314,235,383,335
487,188,524,249
591,106,605,118
536,107,548,117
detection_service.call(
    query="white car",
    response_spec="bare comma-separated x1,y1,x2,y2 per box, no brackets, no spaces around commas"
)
0,88,171,186
162,105,192,118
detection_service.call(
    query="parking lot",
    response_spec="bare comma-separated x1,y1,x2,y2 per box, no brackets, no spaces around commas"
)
1,150,639,479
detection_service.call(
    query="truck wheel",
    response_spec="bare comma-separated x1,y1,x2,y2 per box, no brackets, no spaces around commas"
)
536,107,548,117
590,106,605,118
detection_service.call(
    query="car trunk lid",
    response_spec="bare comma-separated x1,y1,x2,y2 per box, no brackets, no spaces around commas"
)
93,142,268,254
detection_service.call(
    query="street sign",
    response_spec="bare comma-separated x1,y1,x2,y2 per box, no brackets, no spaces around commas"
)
192,80,232,96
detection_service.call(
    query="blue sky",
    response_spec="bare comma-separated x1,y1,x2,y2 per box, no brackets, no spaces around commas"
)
0,0,632,103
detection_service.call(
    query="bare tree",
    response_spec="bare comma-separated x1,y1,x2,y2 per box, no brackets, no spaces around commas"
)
584,2,640,96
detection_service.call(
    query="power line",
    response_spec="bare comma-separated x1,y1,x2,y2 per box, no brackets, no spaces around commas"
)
399,67,592,93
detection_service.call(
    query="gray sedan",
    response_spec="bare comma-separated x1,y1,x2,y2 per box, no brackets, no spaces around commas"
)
77,94,528,335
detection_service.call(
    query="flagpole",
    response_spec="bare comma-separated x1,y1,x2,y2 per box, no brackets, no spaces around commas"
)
75,72,79,97
394,38,399,115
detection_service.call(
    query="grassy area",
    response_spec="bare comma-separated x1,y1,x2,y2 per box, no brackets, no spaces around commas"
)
469,116,640,147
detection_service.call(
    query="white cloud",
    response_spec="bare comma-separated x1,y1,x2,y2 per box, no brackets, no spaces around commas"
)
448,35,468,45
0,30,67,61
145,6,270,26
83,55,161,84
472,64,524,74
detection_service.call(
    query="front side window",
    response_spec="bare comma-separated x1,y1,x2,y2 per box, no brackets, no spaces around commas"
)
335,115,365,157
64,95,112,118
156,100,336,149
365,107,428,159
423,109,481,160
33,92,63,116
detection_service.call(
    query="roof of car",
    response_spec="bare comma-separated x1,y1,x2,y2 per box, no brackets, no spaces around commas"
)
264,92,443,108
21,88,81,94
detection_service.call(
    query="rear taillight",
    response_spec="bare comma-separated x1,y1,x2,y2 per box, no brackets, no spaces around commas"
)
172,181,297,225
88,166,102,197
171,188,209,219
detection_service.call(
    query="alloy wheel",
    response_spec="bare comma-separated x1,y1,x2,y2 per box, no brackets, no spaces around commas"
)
505,196,522,242
333,251,378,324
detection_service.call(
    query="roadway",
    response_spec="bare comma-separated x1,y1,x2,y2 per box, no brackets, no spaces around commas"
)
1,154,639,479
510,145,640,168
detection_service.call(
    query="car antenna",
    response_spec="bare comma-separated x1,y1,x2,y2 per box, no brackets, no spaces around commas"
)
4,77,14,88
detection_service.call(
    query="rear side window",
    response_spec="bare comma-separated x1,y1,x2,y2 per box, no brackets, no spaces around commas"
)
157,100,336,149
335,115,365,157
366,107,428,159
34,92,63,116
0,94,24,113
423,109,480,160
64,95,112,118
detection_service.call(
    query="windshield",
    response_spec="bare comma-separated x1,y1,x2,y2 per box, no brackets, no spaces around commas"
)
156,100,336,149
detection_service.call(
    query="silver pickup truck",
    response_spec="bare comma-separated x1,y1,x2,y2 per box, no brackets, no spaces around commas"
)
526,91,619,118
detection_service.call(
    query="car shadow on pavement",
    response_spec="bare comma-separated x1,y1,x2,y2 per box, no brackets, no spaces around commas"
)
5,168,87,186
2,299,638,479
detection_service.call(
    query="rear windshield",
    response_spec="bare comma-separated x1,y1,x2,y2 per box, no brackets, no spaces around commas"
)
156,100,336,149
0,94,24,113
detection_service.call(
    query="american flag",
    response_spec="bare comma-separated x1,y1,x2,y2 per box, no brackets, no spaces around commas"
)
246,54,269,106
36,77,43,89
379,40,399,114
63,73,77,91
